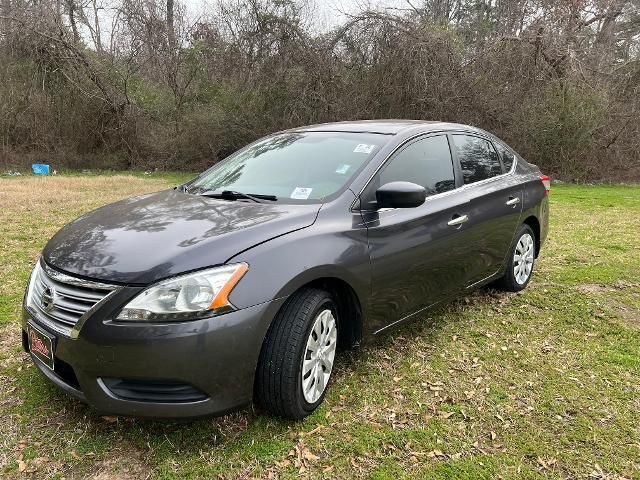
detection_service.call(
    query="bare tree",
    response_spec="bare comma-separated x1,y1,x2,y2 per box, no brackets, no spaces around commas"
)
0,0,638,178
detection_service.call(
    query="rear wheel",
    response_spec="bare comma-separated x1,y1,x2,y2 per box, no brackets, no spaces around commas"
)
496,224,536,292
255,288,338,419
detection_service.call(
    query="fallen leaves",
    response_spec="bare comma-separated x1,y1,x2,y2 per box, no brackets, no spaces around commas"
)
282,440,323,474
537,456,558,470
15,453,52,475
293,424,326,438
426,449,446,458
302,448,320,462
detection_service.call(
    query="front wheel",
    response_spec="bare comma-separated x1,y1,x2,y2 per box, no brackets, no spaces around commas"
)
496,224,536,292
255,288,338,420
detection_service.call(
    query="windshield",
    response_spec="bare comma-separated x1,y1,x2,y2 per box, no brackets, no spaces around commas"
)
188,131,387,202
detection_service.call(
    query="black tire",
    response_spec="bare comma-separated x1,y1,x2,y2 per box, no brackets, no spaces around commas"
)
496,224,536,292
255,288,338,420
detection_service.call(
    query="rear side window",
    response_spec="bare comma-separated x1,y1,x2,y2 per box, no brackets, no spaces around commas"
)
494,142,515,171
378,135,456,196
452,135,503,185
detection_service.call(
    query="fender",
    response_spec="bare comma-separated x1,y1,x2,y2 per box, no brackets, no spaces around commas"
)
226,191,372,333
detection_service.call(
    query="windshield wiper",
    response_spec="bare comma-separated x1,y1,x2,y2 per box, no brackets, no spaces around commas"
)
198,190,277,203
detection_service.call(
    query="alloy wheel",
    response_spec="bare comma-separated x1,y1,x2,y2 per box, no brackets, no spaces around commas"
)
301,309,337,404
513,233,534,285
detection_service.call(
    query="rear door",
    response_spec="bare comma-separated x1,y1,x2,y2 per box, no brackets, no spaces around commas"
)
361,134,473,332
450,134,523,286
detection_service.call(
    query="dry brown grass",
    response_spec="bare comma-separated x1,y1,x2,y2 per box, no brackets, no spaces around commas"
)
0,175,166,211
0,175,172,309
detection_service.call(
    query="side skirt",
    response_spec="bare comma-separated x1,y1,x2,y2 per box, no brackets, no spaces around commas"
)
371,268,507,337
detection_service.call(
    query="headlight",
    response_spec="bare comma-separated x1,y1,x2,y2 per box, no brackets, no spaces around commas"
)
117,263,248,322
25,258,42,307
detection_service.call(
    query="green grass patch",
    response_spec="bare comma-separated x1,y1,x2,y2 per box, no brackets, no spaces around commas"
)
0,178,638,479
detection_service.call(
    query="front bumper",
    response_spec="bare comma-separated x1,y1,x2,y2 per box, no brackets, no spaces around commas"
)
22,297,285,418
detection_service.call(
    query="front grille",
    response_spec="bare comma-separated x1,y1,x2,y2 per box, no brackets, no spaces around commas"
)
27,261,118,337
101,378,208,403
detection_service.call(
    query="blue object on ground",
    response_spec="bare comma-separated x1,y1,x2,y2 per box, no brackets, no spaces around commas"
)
32,163,50,175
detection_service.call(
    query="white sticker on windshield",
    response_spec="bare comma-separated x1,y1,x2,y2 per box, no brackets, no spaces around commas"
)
353,143,376,154
335,164,351,174
291,187,313,200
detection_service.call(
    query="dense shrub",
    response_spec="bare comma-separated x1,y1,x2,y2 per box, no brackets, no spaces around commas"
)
0,0,638,181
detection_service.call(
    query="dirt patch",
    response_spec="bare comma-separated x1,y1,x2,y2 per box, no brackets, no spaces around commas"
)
573,283,639,323
0,325,24,412
0,411,19,473
0,323,21,351
612,280,640,291
73,447,151,480
610,300,639,324
575,283,612,293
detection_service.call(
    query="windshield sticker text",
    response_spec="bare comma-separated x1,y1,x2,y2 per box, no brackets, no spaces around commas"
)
335,164,351,174
290,187,313,200
353,144,376,154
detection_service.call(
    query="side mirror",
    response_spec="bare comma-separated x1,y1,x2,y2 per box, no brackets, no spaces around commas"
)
375,182,426,209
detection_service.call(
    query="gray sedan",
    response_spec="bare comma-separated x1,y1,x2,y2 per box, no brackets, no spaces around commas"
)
22,120,549,419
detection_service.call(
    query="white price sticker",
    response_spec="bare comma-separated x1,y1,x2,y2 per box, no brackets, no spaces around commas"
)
335,164,351,174
353,144,376,154
290,187,313,200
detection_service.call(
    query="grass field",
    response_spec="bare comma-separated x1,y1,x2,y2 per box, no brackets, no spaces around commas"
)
0,174,639,479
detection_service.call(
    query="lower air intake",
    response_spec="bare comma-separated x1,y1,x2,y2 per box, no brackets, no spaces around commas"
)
101,378,208,403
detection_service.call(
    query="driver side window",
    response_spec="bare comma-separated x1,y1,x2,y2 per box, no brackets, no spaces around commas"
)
363,135,455,207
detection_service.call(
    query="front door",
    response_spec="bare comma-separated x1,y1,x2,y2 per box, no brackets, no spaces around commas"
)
360,134,472,333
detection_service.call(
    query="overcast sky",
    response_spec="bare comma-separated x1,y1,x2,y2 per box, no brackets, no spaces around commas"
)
181,0,409,31
82,0,411,49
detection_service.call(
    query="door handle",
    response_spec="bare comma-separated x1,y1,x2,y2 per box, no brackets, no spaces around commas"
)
447,214,469,227
506,197,520,207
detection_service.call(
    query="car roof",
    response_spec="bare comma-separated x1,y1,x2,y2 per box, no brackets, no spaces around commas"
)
289,120,482,136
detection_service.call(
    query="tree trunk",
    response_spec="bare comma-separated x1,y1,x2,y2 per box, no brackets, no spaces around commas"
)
166,0,175,48
66,0,80,43
91,0,103,52
1,0,10,33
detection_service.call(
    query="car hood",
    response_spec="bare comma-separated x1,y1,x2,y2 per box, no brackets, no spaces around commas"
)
43,190,320,284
